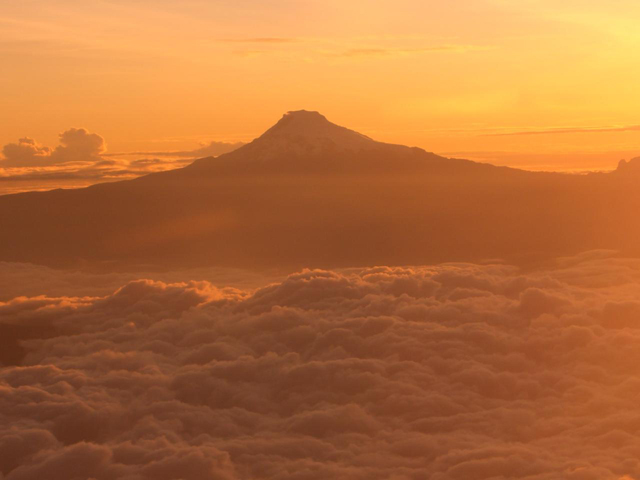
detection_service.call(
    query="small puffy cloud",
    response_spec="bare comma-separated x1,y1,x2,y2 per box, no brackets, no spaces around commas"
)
1,138,52,166
3,254,640,478
1,128,105,167
52,127,106,162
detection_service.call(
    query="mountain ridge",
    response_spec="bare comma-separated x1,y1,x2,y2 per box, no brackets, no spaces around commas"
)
0,111,639,270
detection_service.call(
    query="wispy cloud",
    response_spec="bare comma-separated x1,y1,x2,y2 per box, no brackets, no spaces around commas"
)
484,125,640,137
221,37,297,44
232,49,270,57
336,44,492,57
104,141,245,158
228,41,492,59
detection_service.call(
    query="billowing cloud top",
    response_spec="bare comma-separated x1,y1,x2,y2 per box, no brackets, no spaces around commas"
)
1,138,53,166
1,128,105,167
1,254,640,479
55,128,106,162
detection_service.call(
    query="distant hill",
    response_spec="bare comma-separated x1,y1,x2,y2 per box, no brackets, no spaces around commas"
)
1,111,639,270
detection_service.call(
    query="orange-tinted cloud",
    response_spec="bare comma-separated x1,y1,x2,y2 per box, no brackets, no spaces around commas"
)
1,128,105,167
3,253,640,478
0,131,245,195
0,138,52,167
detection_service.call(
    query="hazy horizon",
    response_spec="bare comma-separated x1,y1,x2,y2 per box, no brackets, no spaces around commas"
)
2,110,638,196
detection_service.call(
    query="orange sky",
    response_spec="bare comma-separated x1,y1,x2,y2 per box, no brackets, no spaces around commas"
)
2,0,640,171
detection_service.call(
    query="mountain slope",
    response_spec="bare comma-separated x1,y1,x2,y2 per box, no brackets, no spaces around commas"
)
0,111,639,270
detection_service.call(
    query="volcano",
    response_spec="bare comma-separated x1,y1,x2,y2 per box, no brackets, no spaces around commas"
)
0,111,639,270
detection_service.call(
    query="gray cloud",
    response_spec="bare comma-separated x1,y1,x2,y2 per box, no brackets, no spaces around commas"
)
2,254,640,478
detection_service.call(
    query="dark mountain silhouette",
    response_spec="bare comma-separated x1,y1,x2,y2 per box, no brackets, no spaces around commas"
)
1,110,639,270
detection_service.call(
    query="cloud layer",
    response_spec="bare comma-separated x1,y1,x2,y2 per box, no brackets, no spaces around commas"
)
2,254,640,479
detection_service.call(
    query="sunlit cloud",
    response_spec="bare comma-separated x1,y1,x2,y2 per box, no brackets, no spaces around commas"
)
1,129,105,167
3,253,640,478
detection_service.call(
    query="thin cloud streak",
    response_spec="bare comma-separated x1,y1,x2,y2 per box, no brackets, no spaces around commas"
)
484,124,640,137
220,37,298,43
228,41,494,58
104,141,245,158
336,44,493,57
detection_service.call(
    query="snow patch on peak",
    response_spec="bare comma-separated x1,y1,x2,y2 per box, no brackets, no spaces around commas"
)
256,110,376,153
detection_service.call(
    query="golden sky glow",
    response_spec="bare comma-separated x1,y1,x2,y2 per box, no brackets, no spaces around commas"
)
6,5,640,479
2,0,640,170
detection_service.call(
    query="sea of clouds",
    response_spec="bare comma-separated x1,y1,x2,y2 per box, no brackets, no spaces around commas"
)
2,252,640,479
